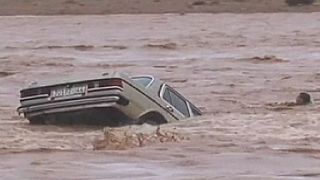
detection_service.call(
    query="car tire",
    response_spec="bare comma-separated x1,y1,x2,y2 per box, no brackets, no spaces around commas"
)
138,112,167,125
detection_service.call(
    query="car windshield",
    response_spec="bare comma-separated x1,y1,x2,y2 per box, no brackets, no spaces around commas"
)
131,76,153,87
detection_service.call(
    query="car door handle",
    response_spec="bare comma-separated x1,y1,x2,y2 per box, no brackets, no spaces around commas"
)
166,106,174,112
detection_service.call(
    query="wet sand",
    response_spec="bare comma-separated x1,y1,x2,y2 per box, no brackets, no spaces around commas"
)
1,0,320,15
0,13,320,179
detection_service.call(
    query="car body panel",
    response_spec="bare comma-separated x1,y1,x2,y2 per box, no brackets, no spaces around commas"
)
18,72,201,124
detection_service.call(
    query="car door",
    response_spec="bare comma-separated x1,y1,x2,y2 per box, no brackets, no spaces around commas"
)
160,85,190,119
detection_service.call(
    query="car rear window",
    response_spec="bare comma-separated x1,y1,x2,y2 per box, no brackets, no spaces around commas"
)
131,77,153,87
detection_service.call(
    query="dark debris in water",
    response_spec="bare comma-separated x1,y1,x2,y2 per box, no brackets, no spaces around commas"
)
266,92,312,111
0,71,16,78
143,42,177,50
242,55,289,64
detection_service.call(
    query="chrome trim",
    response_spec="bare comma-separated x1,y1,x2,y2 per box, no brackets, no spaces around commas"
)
20,94,49,101
87,86,123,92
26,102,118,117
159,83,166,99
186,101,193,117
18,96,120,113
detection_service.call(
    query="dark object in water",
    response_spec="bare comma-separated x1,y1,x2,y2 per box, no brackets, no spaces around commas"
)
296,92,311,105
285,0,315,6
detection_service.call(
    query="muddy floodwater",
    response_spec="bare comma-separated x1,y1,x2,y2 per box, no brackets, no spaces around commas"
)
0,13,320,179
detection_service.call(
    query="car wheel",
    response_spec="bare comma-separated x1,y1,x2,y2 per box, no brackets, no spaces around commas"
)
138,112,167,125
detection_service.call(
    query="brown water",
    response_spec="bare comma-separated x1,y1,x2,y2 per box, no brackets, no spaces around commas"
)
0,13,320,179
2,150,320,180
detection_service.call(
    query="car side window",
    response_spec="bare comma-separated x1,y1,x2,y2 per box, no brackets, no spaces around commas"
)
163,88,171,103
162,86,190,117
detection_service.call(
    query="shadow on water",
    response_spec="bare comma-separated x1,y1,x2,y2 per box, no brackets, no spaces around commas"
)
28,107,133,127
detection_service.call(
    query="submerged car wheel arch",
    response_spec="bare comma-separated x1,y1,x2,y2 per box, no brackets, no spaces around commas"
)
138,111,168,125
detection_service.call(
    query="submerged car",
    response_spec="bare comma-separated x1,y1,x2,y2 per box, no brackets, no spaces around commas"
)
17,72,201,125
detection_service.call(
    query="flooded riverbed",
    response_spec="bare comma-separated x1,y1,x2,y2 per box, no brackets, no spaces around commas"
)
0,13,320,179
2,151,320,180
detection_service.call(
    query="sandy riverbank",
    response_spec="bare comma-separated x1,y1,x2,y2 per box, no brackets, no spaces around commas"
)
0,0,320,15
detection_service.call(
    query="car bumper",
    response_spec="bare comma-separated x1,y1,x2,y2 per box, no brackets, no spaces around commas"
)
17,94,129,118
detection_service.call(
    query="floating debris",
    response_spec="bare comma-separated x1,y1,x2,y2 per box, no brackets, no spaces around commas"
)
266,92,312,111
93,126,186,150
244,55,288,63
